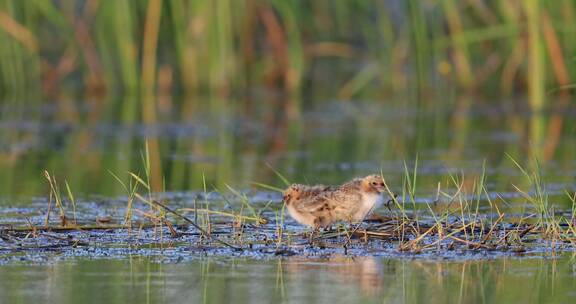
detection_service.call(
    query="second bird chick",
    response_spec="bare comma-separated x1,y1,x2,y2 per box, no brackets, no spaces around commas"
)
283,184,335,228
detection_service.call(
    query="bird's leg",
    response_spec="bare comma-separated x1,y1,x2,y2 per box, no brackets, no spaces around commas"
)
308,226,319,245
345,219,355,232
309,217,327,245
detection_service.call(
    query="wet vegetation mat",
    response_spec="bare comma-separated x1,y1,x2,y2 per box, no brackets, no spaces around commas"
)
1,196,575,264
1,154,575,264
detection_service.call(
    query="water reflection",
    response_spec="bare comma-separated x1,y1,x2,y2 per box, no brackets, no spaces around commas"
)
1,98,576,209
0,254,574,303
284,255,384,297
0,98,576,197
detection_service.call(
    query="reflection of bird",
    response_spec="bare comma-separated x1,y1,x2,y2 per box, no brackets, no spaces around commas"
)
282,175,386,228
285,255,384,296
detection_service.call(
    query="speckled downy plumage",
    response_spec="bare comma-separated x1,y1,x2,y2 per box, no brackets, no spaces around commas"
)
282,175,386,228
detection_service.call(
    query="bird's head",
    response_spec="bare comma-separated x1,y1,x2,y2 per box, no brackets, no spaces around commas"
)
282,184,302,205
361,175,385,194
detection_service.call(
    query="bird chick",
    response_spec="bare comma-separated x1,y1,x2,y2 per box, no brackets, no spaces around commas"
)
282,183,336,228
342,174,386,222
311,174,385,224
282,175,386,228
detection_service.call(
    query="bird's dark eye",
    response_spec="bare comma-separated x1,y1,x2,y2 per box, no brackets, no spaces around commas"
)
371,182,377,185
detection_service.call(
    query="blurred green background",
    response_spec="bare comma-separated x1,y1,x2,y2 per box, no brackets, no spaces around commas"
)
0,0,575,201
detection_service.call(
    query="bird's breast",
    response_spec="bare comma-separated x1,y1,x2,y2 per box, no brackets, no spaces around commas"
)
350,193,383,221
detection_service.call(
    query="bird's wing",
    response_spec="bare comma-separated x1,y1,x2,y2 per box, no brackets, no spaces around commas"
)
318,190,362,213
291,184,361,215
293,195,331,213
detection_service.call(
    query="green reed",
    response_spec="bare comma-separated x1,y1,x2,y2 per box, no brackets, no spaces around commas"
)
0,0,573,107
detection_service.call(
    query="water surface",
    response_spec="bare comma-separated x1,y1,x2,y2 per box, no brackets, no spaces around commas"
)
1,254,574,304
2,98,576,303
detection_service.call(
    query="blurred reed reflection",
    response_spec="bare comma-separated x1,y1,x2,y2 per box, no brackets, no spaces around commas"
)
0,94,575,205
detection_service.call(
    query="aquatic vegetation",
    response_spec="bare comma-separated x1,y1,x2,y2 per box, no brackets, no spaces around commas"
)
0,0,574,105
1,155,574,258
43,171,67,227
